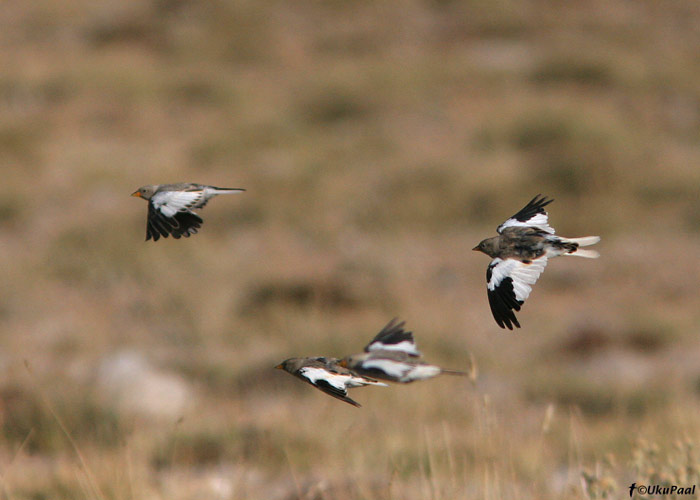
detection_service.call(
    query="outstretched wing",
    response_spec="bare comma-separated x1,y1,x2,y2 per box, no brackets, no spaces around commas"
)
364,318,420,357
355,357,443,383
151,189,207,217
298,366,361,407
146,202,202,241
497,195,554,234
486,257,548,329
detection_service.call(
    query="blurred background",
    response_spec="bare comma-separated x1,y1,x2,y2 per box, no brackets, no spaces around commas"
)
1,1,700,498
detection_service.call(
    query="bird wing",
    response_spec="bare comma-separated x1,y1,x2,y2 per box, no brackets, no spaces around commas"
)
486,257,548,329
146,202,203,241
356,358,442,383
298,366,362,407
151,190,207,217
364,318,421,357
497,194,555,234
353,358,411,382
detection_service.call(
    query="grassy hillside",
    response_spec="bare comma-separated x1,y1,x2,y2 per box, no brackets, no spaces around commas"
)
1,1,700,498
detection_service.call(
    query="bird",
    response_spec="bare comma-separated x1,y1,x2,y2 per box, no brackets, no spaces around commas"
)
275,356,387,407
131,183,245,241
339,318,467,383
473,194,600,330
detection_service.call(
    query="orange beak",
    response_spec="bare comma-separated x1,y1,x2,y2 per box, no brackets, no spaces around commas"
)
131,191,142,198
472,245,480,251
337,359,348,368
275,364,283,369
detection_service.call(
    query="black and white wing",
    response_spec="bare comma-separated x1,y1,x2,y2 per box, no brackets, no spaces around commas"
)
353,358,442,383
151,189,207,217
296,360,385,407
364,318,420,357
146,190,206,241
297,365,360,406
146,202,202,241
486,257,548,329
497,195,555,234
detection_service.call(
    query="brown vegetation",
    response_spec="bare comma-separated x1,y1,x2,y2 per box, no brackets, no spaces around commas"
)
1,0,700,498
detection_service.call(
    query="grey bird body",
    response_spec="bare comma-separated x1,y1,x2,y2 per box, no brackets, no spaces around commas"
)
131,183,245,241
275,356,387,407
473,195,600,329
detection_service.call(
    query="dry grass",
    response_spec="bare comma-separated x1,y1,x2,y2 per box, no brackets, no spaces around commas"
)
1,0,700,498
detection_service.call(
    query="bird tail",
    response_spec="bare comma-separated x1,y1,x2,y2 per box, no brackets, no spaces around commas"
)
561,236,600,258
364,380,389,387
210,187,246,194
440,369,469,376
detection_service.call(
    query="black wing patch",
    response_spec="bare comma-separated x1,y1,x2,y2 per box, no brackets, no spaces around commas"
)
486,264,522,330
146,203,203,241
508,194,553,224
313,379,361,407
365,318,420,357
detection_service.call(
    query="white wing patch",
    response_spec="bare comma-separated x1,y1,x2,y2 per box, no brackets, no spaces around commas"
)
299,366,385,389
361,359,442,382
151,190,205,217
367,340,420,357
488,257,548,302
498,213,555,234
299,367,349,391
361,359,410,379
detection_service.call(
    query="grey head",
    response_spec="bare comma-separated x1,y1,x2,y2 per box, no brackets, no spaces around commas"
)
472,237,500,258
275,357,305,373
339,352,372,369
131,185,159,200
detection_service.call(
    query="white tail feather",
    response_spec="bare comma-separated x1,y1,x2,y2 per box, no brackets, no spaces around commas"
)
560,236,600,258
566,248,600,258
562,236,600,247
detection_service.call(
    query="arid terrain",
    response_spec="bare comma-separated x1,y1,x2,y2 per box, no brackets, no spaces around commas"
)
1,1,700,498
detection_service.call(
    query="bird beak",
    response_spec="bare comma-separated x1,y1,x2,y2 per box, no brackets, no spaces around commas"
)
131,191,142,198
472,245,480,251
275,364,283,370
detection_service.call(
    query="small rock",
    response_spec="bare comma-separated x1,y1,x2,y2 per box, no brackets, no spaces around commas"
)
97,350,192,420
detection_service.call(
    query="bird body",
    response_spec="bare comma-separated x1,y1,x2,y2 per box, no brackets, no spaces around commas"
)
473,195,600,329
477,227,597,262
132,183,245,241
340,318,467,383
275,356,387,407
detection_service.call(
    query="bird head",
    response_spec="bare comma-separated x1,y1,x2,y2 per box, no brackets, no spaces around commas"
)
472,238,498,258
131,185,157,200
275,358,304,373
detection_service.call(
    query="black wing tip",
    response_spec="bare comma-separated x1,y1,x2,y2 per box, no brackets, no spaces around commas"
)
146,208,204,241
367,317,414,351
489,297,521,330
488,277,523,330
314,379,362,407
527,194,554,210
381,317,408,334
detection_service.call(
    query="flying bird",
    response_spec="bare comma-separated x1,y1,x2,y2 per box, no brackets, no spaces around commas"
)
131,183,245,241
275,357,387,407
339,318,467,383
473,194,600,330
